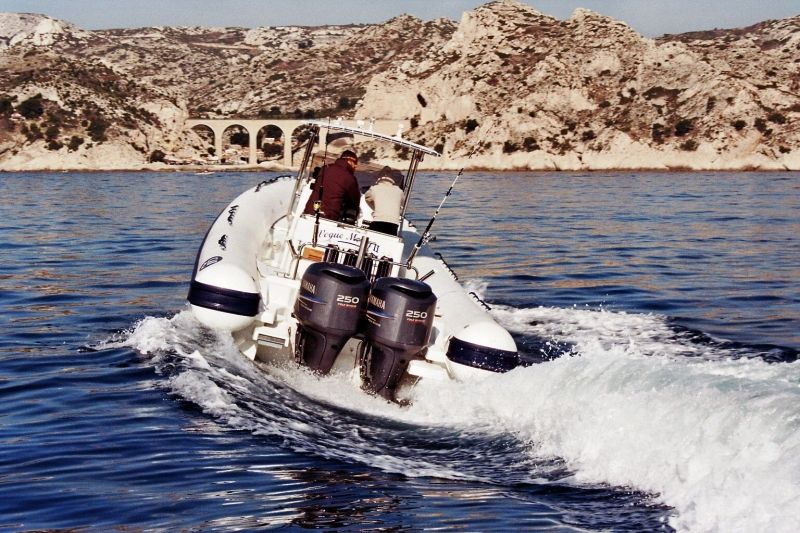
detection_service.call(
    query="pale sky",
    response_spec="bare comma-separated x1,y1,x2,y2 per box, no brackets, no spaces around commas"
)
1,0,798,37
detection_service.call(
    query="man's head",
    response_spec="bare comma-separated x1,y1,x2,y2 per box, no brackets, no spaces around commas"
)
340,150,358,171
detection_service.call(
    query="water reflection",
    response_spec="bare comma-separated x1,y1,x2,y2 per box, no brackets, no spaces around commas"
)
288,467,404,530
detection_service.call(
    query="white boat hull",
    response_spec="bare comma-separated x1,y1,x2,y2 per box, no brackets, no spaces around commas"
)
188,124,519,401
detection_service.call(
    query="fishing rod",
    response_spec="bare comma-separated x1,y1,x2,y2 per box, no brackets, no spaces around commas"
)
405,143,481,269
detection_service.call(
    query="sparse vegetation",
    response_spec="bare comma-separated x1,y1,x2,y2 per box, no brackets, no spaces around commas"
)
652,123,668,143
464,119,479,134
23,123,43,143
229,131,248,146
754,118,771,135
46,139,63,151
0,96,14,114
68,136,84,151
675,119,694,137
522,137,539,151
261,144,282,158
17,94,44,119
45,125,60,140
767,112,786,124
680,139,698,151
87,116,109,142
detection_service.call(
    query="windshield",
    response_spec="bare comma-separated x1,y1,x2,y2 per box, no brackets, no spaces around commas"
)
310,152,406,193
290,123,431,222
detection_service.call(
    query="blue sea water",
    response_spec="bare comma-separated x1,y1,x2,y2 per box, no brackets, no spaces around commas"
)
1,170,798,532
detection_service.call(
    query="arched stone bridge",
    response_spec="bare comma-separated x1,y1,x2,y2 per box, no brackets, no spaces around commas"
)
185,118,408,167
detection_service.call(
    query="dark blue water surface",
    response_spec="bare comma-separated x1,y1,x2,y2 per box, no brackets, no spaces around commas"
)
1,171,799,532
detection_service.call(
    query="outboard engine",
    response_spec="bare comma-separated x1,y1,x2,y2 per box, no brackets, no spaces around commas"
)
361,277,437,400
294,262,369,373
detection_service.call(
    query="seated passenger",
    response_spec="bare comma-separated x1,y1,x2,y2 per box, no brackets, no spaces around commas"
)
303,150,360,222
364,175,402,236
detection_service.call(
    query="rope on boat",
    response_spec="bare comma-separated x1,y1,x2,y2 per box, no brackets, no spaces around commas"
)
434,252,458,280
227,205,238,225
469,291,492,311
255,175,291,192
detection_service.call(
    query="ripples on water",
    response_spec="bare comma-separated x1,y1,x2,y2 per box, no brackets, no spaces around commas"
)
1,171,798,532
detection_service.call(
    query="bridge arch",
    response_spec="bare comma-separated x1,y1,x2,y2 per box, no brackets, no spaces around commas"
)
184,118,409,167
256,123,284,164
221,124,251,165
189,123,216,161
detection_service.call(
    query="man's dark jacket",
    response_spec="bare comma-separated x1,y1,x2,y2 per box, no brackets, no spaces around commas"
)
303,158,360,221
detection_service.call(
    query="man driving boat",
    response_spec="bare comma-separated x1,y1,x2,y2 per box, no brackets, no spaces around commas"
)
302,150,360,222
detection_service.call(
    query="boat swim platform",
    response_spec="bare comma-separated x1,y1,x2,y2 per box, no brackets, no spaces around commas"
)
186,118,410,168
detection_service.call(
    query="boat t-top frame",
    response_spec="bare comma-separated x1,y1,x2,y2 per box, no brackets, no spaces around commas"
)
289,121,440,225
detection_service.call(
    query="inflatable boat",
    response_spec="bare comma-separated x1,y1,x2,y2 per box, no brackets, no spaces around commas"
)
188,120,519,402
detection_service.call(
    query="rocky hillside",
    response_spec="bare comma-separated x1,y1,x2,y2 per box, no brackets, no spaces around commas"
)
360,1,800,170
0,1,798,170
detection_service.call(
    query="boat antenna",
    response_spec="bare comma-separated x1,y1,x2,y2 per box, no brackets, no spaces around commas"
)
405,142,482,269
312,119,332,247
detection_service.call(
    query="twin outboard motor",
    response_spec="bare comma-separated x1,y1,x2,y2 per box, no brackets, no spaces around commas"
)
361,277,437,400
294,262,369,373
294,262,437,402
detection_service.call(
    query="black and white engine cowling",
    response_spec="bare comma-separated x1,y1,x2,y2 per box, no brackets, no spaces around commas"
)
293,262,370,373
361,277,437,400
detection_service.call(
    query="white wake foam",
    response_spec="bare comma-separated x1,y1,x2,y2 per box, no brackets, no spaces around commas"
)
115,306,800,533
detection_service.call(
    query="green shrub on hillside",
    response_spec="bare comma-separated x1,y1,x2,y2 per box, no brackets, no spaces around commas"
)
523,137,539,151
68,136,84,151
261,143,282,158
754,118,771,135
675,119,693,137
87,116,109,142
767,112,786,124
45,125,60,140
17,94,44,119
652,123,667,143
0,96,14,114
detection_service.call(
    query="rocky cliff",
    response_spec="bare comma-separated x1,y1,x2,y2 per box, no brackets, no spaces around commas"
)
0,1,798,171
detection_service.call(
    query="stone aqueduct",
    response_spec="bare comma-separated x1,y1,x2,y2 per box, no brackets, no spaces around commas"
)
186,119,407,167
